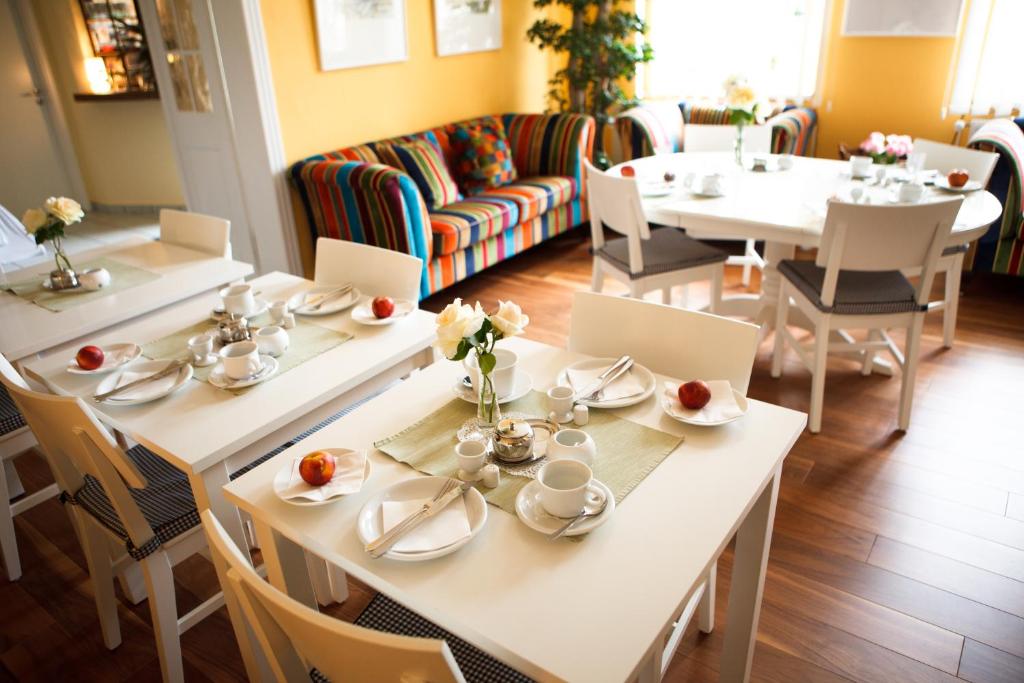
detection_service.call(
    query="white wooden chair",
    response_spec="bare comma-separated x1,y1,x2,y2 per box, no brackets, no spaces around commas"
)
907,139,999,347
586,159,726,310
569,291,760,679
201,510,531,683
314,237,424,303
0,355,223,683
683,123,773,288
771,197,963,433
160,208,232,259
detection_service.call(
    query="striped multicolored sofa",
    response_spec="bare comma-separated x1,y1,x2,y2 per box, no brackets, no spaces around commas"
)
968,118,1024,276
616,101,818,161
289,113,595,298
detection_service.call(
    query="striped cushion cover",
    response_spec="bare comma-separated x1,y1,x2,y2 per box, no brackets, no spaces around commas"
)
680,102,733,125
969,119,1024,275
377,139,460,210
0,384,26,437
476,176,577,224
616,105,682,160
314,145,379,163
501,113,595,188
768,107,818,156
430,197,520,257
447,116,518,195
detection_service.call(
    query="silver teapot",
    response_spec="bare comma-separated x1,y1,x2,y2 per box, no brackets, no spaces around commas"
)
491,417,558,463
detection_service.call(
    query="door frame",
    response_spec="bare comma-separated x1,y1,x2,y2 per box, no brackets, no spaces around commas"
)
9,0,90,210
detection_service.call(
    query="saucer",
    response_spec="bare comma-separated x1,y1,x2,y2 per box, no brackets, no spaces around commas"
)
351,298,416,325
208,354,279,389
41,280,84,292
213,298,269,320
289,286,362,316
934,178,983,193
272,449,372,507
452,370,533,404
639,181,676,197
66,343,142,375
192,353,219,368
515,479,615,537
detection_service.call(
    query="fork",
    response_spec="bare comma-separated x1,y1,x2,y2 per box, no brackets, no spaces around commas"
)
365,478,460,556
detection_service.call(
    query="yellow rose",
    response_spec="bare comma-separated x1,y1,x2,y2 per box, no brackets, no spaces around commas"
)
490,300,529,338
726,85,756,110
21,208,48,234
44,196,84,225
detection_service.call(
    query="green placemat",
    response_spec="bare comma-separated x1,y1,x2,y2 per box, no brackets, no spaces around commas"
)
141,313,353,393
374,390,684,516
5,257,161,312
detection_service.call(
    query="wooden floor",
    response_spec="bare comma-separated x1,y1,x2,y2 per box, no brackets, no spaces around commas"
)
3,228,1024,682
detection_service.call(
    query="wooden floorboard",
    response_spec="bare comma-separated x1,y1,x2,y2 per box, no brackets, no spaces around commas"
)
3,227,1023,681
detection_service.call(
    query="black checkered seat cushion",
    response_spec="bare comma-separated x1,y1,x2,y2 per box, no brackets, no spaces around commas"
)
778,259,927,315
0,384,27,436
61,444,199,560
596,226,728,280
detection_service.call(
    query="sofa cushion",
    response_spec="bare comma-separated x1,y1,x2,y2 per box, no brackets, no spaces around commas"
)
447,116,518,195
476,176,577,223
377,139,461,210
430,196,520,256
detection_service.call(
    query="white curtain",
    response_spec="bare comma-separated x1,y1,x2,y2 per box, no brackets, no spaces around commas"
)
947,0,1024,116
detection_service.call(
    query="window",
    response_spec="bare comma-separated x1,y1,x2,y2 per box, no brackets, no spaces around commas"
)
637,0,828,102
947,0,1023,116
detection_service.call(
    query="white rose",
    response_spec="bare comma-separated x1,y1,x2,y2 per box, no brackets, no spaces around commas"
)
21,208,48,234
435,298,486,359
490,300,529,338
44,196,84,225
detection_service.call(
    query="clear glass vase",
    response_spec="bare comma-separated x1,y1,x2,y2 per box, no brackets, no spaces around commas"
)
734,123,745,166
476,371,502,426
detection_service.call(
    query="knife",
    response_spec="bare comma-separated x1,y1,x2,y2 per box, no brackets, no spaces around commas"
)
92,360,187,402
303,284,352,310
580,358,635,403
366,482,470,558
573,355,631,402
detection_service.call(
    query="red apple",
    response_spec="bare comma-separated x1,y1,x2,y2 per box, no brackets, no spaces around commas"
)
947,169,969,188
678,380,711,410
76,345,105,371
620,165,636,178
371,296,395,319
299,450,336,486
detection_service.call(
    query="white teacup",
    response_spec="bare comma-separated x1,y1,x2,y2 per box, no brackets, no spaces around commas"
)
546,428,597,467
255,325,289,357
850,155,873,177
699,173,724,195
455,440,487,474
546,385,574,423
219,340,261,380
464,348,518,398
898,182,925,203
537,459,593,518
220,284,256,316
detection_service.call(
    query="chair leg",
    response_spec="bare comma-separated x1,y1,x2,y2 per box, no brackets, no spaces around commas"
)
79,518,122,649
809,318,830,433
0,463,19,581
741,239,755,287
709,266,723,314
141,552,185,683
943,254,963,349
629,280,643,299
861,330,878,376
698,561,716,633
770,283,790,378
591,258,603,293
898,315,926,431
661,287,671,305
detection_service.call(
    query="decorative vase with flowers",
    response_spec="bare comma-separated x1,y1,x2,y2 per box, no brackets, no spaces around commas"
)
436,298,529,426
858,132,913,165
21,197,85,290
724,76,762,166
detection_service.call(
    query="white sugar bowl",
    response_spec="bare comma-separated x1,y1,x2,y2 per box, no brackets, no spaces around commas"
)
78,267,111,291
546,428,597,467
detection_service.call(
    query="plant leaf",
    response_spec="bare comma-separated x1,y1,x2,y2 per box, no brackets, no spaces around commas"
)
478,351,497,376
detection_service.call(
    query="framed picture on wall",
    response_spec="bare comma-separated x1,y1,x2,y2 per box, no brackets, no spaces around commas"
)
433,0,502,57
315,0,408,71
842,0,963,37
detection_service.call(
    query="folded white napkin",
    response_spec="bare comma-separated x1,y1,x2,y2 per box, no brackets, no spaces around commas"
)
663,380,744,423
566,365,645,402
380,495,471,553
280,450,367,502
109,367,180,401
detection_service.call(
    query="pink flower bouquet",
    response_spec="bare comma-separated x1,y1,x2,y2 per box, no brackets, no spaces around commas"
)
859,131,913,164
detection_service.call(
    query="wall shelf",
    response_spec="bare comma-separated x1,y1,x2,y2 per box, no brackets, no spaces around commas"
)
73,90,158,102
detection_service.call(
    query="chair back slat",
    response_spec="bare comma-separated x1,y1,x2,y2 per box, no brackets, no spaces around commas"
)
314,237,423,303
683,124,772,154
912,139,999,186
569,292,760,395
584,159,650,275
160,209,232,259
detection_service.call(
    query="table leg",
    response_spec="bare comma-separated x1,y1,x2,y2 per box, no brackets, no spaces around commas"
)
253,518,318,610
189,463,248,556
719,466,781,683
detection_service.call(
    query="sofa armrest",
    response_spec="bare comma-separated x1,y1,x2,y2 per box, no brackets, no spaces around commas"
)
767,107,818,156
502,113,595,188
289,160,432,268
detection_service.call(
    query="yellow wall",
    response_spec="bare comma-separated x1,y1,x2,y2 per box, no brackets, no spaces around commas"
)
32,0,183,207
814,0,961,158
261,0,551,162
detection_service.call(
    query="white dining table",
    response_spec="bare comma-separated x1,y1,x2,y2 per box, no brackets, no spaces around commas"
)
1,239,253,362
223,337,807,682
22,271,438,557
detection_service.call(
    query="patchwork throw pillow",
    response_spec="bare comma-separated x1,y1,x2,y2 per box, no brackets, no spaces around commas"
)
376,139,460,210
447,117,518,195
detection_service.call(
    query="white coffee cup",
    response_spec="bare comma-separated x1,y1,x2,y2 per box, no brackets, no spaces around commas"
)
464,348,518,398
255,325,289,357
546,428,597,467
700,173,724,195
849,155,873,177
219,340,261,380
898,182,925,203
546,385,574,423
536,459,593,518
455,440,487,474
220,284,256,316
187,333,214,365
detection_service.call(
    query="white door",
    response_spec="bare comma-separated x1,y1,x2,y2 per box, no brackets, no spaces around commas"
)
0,0,75,216
137,0,259,266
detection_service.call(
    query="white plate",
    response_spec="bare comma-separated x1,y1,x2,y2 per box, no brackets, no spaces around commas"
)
208,354,279,389
515,479,615,537
934,178,983,193
350,298,416,326
355,476,488,561
452,370,533,405
640,182,676,197
687,188,725,198
660,387,749,426
289,286,362,316
94,360,193,406
558,358,656,408
272,449,372,507
66,343,142,375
